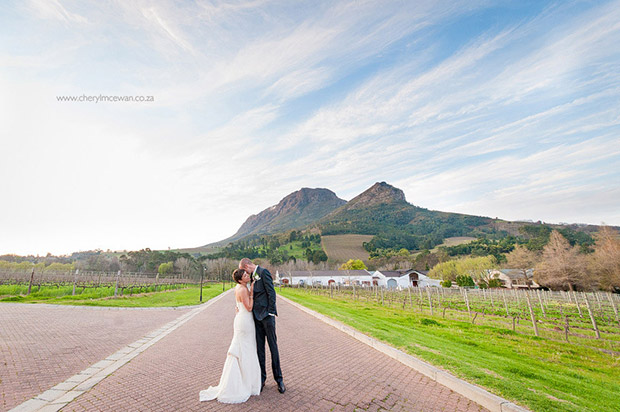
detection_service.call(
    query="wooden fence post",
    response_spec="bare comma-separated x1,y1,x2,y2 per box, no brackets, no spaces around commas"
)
583,294,601,339
525,290,539,337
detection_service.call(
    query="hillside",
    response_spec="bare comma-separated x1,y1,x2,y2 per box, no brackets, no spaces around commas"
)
204,181,607,255
321,234,373,263
317,182,497,251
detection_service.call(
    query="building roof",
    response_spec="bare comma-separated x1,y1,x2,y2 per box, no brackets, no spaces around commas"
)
278,270,371,278
494,269,534,280
376,269,426,278
377,270,406,278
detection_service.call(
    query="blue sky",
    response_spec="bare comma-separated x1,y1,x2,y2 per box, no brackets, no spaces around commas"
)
1,0,619,255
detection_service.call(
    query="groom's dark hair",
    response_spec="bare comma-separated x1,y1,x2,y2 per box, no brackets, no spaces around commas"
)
232,268,245,284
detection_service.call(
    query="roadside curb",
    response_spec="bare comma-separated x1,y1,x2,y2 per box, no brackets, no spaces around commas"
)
9,288,233,412
279,295,530,412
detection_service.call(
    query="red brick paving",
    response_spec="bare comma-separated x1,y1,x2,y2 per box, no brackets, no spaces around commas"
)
63,292,487,412
0,303,191,411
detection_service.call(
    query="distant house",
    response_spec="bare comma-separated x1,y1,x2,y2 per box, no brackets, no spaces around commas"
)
373,269,441,289
488,269,540,289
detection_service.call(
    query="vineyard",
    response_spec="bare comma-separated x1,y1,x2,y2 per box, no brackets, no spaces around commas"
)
288,284,620,353
321,234,373,262
0,269,199,299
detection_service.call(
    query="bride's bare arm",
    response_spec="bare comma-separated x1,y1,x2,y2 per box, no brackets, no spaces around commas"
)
240,284,254,312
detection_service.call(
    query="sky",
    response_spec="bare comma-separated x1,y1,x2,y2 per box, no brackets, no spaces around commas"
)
1,0,619,256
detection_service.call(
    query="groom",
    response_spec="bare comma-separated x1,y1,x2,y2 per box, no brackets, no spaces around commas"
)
239,258,285,394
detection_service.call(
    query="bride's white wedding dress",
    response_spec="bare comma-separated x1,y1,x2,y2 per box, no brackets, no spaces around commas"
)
200,287,261,404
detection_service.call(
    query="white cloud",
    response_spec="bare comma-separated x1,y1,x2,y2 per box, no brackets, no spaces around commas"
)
1,0,619,255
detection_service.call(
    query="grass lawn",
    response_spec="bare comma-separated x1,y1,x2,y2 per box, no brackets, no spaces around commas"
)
278,287,620,412
0,283,229,307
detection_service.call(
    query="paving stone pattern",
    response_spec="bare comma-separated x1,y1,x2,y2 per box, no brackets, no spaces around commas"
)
0,303,191,411
64,292,487,412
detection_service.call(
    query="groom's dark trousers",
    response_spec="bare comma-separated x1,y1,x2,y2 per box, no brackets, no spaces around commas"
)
252,266,283,386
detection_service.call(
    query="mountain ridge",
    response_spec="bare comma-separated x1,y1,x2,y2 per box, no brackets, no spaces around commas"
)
205,182,605,250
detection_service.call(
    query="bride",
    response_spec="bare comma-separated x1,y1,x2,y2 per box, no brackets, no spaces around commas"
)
200,269,262,403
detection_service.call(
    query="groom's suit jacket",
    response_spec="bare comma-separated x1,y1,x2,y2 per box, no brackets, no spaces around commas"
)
252,266,278,321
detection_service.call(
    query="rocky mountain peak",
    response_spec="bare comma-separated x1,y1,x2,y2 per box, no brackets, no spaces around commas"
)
224,187,346,242
345,181,406,209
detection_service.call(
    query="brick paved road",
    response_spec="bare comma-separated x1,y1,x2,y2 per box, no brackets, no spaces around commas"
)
0,303,191,411
64,292,487,412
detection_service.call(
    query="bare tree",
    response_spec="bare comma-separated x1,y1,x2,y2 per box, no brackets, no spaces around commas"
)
535,230,589,291
505,245,540,287
174,257,192,277
589,226,620,292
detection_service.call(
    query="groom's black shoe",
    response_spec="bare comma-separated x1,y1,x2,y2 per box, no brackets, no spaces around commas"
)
277,381,286,394
260,383,265,393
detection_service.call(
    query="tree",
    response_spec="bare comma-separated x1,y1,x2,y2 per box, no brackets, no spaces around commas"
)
535,231,589,291
429,256,495,284
455,274,475,287
505,245,540,287
158,261,174,276
339,259,367,270
589,226,620,292
488,278,502,288
459,255,496,284
174,257,193,277
441,279,452,288
429,260,459,281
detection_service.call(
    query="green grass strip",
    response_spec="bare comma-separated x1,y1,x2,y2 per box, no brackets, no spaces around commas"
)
278,288,620,412
0,283,229,307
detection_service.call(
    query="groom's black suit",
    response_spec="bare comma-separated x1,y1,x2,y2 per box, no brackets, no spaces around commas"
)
252,266,283,387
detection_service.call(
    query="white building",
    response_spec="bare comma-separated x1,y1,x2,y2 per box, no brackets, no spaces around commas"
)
275,270,373,286
274,269,440,288
373,270,441,289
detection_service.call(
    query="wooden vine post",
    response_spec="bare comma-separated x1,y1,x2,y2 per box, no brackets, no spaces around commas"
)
525,290,539,337
114,270,121,298
536,289,546,317
463,288,471,318
27,268,35,295
583,294,601,339
72,269,79,295
426,287,433,316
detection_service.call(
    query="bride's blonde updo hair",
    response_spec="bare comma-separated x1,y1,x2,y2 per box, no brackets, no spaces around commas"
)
232,268,245,284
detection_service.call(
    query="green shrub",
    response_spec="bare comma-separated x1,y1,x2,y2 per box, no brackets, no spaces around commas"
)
420,318,441,326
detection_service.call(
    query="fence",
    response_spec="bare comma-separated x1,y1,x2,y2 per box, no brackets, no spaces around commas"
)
0,269,200,297
286,283,620,354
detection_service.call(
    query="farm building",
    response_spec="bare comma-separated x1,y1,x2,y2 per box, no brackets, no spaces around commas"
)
275,269,440,288
373,270,441,289
275,270,373,286
488,269,540,289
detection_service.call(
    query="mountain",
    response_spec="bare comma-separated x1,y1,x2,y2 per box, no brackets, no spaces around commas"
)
334,181,406,210
213,188,346,245
316,181,495,249
206,181,604,252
